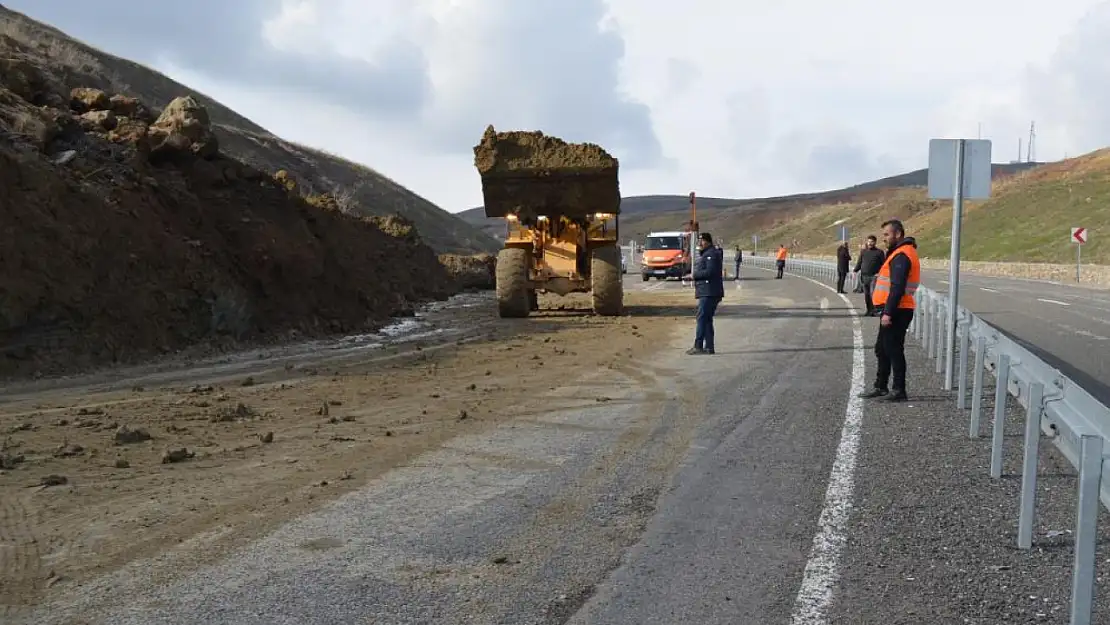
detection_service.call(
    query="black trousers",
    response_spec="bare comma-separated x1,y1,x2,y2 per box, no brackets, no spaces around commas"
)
836,270,847,293
861,274,876,313
775,260,785,278
874,308,914,392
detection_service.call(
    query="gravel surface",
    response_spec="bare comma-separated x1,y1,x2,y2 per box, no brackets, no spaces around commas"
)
826,316,1110,624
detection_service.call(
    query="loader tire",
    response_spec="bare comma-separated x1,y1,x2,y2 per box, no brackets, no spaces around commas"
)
496,247,531,318
591,244,624,316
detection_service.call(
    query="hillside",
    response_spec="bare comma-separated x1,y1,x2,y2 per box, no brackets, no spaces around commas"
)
0,14,496,379
752,148,1110,264
458,163,1041,245
0,5,500,255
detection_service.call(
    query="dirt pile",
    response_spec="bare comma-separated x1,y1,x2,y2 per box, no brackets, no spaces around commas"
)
0,57,460,378
473,125,621,219
439,254,497,290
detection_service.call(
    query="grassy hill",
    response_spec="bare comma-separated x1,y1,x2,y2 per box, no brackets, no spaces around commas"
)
741,150,1110,264
0,5,500,255
458,162,1041,247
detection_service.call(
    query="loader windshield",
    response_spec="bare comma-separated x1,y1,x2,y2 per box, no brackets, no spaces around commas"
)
644,236,683,251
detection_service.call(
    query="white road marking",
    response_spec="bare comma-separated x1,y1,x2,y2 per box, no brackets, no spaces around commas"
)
979,287,998,293
1037,298,1071,306
819,297,829,310
765,270,865,625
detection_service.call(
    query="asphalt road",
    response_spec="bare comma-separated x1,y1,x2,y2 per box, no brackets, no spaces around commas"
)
919,269,1110,405
29,271,869,624
718,248,1110,405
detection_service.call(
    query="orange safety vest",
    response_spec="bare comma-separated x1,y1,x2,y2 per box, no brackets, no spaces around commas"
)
872,243,920,309
776,248,787,261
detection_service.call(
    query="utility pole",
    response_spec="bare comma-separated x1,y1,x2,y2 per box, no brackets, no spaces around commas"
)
1027,121,1036,163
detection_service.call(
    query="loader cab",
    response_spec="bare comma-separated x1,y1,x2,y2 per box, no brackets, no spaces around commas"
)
640,231,691,281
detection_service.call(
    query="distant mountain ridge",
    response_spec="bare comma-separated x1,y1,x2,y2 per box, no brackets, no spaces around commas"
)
457,162,1044,242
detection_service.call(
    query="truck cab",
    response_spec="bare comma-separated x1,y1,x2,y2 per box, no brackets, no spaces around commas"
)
640,231,692,281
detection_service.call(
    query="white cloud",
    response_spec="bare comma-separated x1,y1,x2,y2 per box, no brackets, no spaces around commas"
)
6,0,1110,212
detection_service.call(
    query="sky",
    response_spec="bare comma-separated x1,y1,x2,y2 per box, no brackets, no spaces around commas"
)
6,0,1110,213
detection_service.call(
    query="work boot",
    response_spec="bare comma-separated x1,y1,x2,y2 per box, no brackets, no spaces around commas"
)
859,388,888,399
884,390,908,402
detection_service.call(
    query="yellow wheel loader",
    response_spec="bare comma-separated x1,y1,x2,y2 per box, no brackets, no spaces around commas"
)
473,125,624,318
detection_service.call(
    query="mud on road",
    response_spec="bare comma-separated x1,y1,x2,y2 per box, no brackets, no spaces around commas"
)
0,285,698,621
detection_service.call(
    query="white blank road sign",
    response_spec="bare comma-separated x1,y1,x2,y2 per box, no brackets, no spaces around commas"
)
1072,227,1087,244
927,138,993,200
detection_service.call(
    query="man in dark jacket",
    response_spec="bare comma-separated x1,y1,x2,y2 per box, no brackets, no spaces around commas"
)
852,235,886,315
733,245,742,280
835,242,852,293
686,232,724,355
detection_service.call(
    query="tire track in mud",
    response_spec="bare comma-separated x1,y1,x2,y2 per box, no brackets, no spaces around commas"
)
0,492,45,623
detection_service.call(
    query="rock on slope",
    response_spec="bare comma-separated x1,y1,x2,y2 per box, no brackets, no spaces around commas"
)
0,4,500,255
0,38,460,379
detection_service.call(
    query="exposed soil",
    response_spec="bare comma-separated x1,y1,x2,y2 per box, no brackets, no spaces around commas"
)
0,6,499,255
473,125,618,174
0,35,467,381
473,125,621,219
0,287,696,621
439,253,497,290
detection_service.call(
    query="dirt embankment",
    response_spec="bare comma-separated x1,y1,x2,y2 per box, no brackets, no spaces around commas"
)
0,37,467,379
439,253,497,290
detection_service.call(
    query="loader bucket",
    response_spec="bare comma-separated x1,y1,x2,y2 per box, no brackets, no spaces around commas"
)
473,125,621,220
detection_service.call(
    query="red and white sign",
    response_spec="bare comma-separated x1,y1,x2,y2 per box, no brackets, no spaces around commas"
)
1072,227,1087,244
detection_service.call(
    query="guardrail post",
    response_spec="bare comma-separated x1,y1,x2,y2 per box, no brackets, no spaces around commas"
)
919,293,927,346
990,353,1011,478
1017,382,1045,549
1070,434,1104,625
934,302,945,375
957,317,971,407
914,293,923,341
970,336,987,437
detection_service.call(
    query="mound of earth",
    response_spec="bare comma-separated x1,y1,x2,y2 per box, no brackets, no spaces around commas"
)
473,125,621,219
439,254,497,291
0,5,500,255
0,52,461,379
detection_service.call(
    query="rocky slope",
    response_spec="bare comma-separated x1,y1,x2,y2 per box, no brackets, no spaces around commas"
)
0,4,499,255
0,35,469,379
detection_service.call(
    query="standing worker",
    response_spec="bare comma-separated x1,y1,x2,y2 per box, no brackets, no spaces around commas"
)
775,244,787,279
852,235,886,316
733,245,742,280
835,241,852,293
860,219,919,402
684,232,724,355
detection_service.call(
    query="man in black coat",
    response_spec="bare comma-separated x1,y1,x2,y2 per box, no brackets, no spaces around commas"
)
685,232,725,355
836,242,852,293
852,235,886,315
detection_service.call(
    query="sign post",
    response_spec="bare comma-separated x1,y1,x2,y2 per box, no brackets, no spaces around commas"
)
1072,227,1087,282
838,225,849,243
752,233,759,255
686,192,698,287
928,138,993,391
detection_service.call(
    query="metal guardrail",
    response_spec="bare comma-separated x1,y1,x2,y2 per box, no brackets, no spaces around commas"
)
744,254,1109,625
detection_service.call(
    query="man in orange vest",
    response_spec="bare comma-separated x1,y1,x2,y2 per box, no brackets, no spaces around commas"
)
860,219,919,402
775,244,787,278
